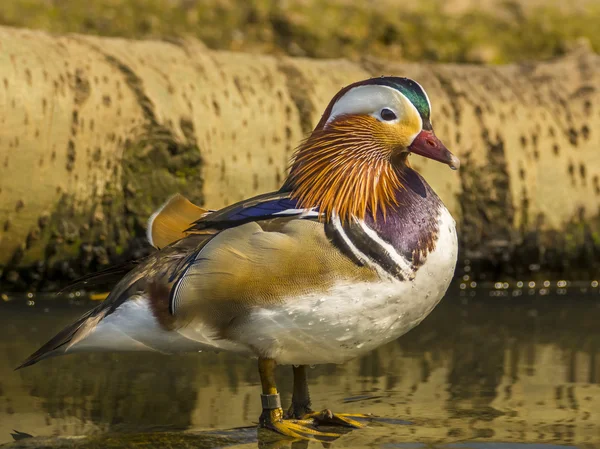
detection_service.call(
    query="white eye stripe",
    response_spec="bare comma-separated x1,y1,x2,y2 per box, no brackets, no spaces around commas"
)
326,85,406,126
324,83,423,145
325,84,423,133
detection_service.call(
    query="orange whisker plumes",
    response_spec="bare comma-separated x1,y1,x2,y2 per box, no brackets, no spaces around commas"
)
287,115,405,223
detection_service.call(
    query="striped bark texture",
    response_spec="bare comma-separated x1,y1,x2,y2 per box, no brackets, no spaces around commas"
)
0,26,598,290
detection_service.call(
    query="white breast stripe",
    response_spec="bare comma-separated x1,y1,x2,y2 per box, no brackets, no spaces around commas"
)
356,219,415,280
331,213,394,281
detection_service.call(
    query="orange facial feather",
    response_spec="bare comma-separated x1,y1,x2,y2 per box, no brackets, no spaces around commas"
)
287,115,406,223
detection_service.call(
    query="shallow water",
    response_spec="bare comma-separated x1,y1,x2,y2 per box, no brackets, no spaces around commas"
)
0,288,599,448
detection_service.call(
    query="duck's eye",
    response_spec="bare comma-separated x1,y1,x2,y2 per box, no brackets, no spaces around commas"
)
380,108,397,121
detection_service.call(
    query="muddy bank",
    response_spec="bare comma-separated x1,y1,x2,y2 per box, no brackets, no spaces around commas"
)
0,27,598,291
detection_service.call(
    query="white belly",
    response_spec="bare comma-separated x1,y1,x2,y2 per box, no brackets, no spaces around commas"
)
231,207,458,365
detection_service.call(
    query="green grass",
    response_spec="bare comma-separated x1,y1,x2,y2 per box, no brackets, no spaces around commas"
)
0,0,598,63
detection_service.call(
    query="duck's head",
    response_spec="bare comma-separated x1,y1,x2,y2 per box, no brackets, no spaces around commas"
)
286,76,459,222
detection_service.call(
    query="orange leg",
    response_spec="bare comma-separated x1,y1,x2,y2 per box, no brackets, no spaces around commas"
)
257,358,340,441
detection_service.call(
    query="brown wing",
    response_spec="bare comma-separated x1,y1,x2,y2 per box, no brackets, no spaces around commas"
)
170,218,378,334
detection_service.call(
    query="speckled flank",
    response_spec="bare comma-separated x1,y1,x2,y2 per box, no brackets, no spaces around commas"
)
0,27,599,289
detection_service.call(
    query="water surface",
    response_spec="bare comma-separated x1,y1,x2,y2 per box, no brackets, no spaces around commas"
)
0,289,599,448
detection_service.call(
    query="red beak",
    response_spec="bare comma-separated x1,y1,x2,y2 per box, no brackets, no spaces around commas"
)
408,130,460,170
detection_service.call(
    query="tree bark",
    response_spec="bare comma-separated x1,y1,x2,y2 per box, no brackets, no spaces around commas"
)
0,26,598,290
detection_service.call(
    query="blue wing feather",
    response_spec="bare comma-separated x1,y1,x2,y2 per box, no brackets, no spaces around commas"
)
186,191,319,231
225,197,302,220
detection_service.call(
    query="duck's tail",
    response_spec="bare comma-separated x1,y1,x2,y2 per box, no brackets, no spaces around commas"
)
15,307,105,370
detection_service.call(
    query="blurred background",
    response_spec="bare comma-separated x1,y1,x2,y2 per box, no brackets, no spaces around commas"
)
0,1,599,448
1,0,599,63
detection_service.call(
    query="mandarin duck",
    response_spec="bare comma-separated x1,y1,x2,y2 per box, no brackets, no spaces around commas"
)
18,77,460,440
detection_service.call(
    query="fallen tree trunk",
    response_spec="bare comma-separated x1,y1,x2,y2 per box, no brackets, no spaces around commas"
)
0,26,598,291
